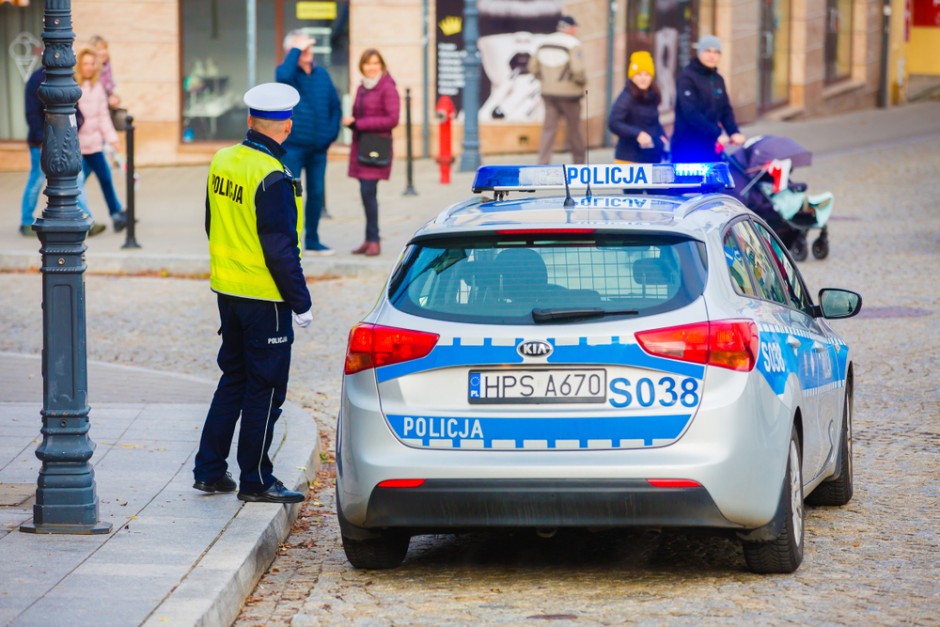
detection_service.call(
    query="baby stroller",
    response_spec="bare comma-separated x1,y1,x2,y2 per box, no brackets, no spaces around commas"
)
725,135,833,261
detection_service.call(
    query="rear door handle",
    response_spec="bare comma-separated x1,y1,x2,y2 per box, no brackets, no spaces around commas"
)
812,341,827,352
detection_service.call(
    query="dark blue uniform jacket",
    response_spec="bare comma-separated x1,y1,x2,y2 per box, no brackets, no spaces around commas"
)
671,57,740,163
205,130,312,314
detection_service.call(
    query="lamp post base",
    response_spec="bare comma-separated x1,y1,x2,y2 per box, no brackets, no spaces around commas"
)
20,521,112,535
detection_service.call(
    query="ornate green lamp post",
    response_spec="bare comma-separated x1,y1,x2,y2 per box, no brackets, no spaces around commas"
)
458,0,482,172
20,0,111,535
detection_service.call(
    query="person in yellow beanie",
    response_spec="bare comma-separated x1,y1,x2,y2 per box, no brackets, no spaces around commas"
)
608,50,668,163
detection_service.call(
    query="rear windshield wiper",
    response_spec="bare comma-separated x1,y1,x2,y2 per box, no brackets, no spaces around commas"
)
531,307,639,323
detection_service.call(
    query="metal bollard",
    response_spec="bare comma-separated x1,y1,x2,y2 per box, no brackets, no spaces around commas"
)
403,88,417,196
122,115,141,249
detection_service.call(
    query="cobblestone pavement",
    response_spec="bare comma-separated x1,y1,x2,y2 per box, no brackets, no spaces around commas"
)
1,139,938,625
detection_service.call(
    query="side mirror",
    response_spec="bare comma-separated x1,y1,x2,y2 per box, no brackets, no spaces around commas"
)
817,288,862,319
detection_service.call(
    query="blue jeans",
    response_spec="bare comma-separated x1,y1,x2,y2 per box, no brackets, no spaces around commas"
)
282,142,327,249
21,145,92,225
82,151,123,216
20,146,44,227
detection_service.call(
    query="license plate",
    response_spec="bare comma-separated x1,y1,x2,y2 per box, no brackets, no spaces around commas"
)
468,369,607,404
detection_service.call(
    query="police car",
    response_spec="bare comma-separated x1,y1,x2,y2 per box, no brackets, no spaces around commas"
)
336,162,861,573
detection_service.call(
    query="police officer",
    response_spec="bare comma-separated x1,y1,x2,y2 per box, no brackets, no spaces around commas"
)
193,83,313,504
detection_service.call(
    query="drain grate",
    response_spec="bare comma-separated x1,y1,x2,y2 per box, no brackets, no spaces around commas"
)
856,306,932,319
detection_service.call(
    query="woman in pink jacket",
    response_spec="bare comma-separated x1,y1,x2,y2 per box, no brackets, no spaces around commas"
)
343,49,400,256
76,46,126,232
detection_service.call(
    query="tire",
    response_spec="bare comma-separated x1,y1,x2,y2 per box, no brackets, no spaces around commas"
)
342,532,410,569
807,387,854,506
811,236,829,260
790,235,808,262
742,427,805,574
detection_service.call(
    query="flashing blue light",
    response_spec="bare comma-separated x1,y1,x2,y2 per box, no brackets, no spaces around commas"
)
472,163,734,194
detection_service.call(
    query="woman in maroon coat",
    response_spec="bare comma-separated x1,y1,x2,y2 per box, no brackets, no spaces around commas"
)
344,49,400,256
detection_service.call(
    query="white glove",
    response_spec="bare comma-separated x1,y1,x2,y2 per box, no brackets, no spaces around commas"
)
292,309,313,328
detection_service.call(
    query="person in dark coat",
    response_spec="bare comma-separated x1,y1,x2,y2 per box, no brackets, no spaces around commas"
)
20,67,99,237
671,35,745,163
608,50,667,164
343,49,400,257
275,30,341,255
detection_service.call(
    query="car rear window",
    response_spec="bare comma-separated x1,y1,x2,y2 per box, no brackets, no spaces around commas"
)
388,232,707,324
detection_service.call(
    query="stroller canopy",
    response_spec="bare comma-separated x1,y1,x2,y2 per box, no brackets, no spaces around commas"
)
734,135,813,170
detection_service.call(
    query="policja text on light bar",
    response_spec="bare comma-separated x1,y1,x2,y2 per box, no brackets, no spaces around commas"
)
471,163,734,193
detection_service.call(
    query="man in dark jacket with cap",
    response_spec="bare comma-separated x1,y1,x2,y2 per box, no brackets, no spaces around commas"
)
194,82,312,504
671,35,745,163
275,30,341,255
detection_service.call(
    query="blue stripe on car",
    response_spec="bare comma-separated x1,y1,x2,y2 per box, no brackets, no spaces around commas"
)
755,324,847,396
386,413,693,449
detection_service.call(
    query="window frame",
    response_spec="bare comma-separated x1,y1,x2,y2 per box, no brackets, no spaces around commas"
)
727,219,790,307
750,220,816,316
824,0,854,84
722,221,759,297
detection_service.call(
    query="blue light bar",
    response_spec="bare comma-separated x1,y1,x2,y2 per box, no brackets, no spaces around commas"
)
471,163,734,193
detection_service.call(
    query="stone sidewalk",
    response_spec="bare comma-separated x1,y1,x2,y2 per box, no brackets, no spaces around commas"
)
0,352,319,626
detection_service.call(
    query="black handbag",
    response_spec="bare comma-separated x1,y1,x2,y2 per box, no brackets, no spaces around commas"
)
357,132,392,167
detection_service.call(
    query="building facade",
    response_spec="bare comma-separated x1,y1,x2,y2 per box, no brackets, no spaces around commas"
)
0,0,929,171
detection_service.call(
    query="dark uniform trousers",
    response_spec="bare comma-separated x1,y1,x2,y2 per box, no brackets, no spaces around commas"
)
194,294,293,493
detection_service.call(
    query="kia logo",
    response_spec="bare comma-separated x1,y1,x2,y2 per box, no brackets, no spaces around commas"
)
518,340,553,358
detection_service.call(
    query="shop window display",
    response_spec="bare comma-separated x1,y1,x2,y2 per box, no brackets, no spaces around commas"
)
180,0,349,143
0,2,44,141
626,0,704,114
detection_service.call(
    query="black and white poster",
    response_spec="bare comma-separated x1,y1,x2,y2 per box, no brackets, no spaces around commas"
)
436,0,563,121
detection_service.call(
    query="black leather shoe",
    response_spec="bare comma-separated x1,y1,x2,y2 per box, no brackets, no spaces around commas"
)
237,480,304,503
193,472,237,493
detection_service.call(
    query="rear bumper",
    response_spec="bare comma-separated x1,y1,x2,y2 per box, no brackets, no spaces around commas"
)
344,478,737,537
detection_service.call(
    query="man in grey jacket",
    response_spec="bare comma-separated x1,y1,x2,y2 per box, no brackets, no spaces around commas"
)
528,15,587,164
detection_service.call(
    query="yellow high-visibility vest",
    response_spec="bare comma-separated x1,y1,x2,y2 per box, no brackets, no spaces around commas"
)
207,144,302,301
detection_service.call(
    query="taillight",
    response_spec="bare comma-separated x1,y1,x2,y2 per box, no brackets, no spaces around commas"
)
646,479,702,488
377,479,426,488
344,323,440,375
635,320,758,372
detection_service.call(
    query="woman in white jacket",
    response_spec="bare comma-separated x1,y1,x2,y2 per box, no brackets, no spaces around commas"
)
75,46,126,232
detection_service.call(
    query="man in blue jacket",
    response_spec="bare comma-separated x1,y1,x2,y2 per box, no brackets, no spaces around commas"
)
275,31,341,254
671,35,745,164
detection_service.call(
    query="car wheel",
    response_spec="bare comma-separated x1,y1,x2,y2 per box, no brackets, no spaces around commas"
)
807,387,854,506
342,532,410,569
742,427,805,574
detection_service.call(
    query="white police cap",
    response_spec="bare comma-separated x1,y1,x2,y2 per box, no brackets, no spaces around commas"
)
243,83,300,120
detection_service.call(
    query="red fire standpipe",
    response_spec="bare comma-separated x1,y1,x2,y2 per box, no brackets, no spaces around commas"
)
435,96,456,185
